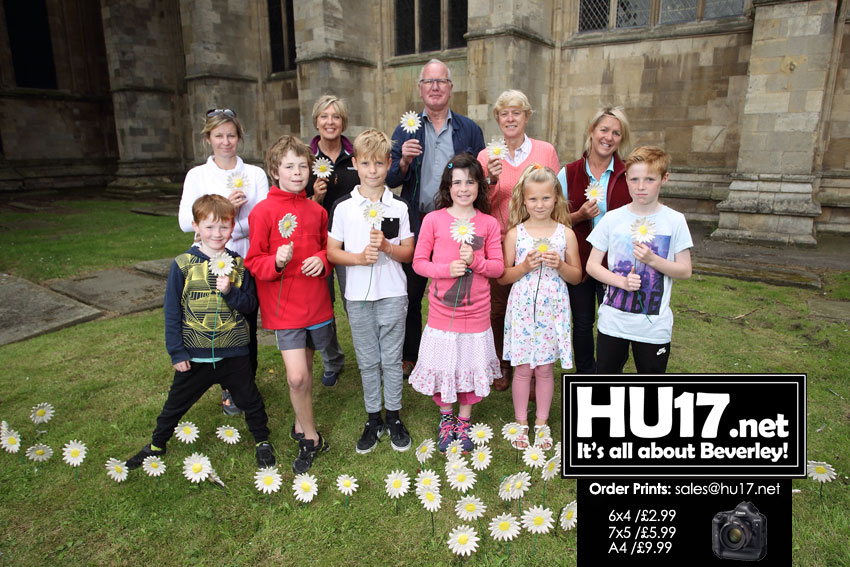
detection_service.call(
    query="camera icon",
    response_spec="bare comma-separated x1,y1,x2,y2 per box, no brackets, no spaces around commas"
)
712,501,767,561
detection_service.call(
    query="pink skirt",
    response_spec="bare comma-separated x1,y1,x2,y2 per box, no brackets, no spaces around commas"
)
409,325,502,404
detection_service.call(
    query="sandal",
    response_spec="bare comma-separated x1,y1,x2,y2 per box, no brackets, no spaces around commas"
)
510,425,530,450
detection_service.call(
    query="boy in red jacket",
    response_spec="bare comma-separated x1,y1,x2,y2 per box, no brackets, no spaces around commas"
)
246,136,334,474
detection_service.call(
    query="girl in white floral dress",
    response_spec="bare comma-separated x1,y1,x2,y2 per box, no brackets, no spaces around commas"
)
498,165,581,449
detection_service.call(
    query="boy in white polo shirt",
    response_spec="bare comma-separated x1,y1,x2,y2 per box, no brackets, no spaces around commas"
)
327,129,415,453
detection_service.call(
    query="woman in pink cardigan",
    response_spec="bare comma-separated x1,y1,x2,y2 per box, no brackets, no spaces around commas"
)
477,90,560,391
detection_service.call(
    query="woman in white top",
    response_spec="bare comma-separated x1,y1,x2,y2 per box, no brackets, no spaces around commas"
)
178,108,269,415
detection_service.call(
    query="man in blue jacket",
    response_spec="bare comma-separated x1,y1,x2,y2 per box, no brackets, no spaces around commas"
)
386,58,485,377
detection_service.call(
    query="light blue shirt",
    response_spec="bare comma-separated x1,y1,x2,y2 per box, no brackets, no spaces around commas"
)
419,110,454,213
585,158,614,228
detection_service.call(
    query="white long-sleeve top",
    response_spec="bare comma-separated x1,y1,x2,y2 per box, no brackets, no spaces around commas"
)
178,155,270,257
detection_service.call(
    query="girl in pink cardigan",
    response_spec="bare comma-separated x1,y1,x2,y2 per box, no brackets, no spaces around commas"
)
409,154,505,453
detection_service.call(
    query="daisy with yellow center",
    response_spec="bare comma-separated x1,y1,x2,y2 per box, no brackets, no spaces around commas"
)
502,422,522,442
174,421,199,445
292,472,319,503
30,402,55,425
533,237,551,255
253,467,282,495
415,469,441,494
312,157,334,179
208,252,234,277
226,171,250,192
215,425,241,445
584,179,606,204
447,525,479,557
62,440,86,467
522,445,546,469
419,488,442,513
489,512,521,542
560,500,577,531
445,438,464,459
448,467,477,493
498,476,514,502
415,438,436,464
522,505,554,535
630,216,657,244
336,474,358,496
469,423,493,445
807,460,837,483
105,458,128,483
487,137,507,160
400,111,422,135
456,495,486,522
278,213,298,239
533,424,552,447
363,202,385,230
1,430,21,454
26,443,53,462
449,218,476,245
182,453,211,483
142,455,166,477
445,455,468,476
510,471,532,500
470,446,492,471
542,456,559,481
385,470,410,499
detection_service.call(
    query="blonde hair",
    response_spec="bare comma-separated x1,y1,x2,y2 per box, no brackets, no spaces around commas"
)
508,164,571,231
583,105,631,157
311,94,349,133
624,145,672,177
201,111,244,141
353,129,392,160
493,89,533,120
192,194,235,224
264,136,313,181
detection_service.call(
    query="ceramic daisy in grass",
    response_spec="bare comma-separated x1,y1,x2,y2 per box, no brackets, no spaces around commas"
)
560,500,577,531
487,137,507,160
470,446,492,471
418,488,442,513
456,495,486,522
542,456,559,481
498,476,514,502
510,471,532,500
584,179,605,204
62,440,86,466
226,171,250,192
533,424,552,447
278,213,297,240
363,202,385,230
182,453,211,483
293,472,319,503
469,423,493,446
445,438,465,460
807,460,837,483
174,422,199,445
415,469,441,494
142,455,166,477
630,216,656,244
26,443,52,462
385,470,410,499
312,157,334,179
30,402,54,425
489,512,521,542
336,474,358,496
399,111,421,135
522,505,554,535
216,425,241,445
415,438,436,464
208,252,234,277
447,467,476,493
449,217,476,245
1,429,21,453
105,458,128,483
445,455,468,476
255,467,283,495
501,422,522,443
447,525,479,557
522,445,546,469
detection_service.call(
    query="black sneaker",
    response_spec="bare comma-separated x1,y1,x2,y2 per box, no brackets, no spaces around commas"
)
293,433,328,474
290,424,305,443
355,419,384,454
321,370,339,387
387,417,411,452
221,389,242,416
256,442,276,468
126,444,166,470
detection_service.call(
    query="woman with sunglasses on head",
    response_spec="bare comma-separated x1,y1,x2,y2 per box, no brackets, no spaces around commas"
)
178,108,269,415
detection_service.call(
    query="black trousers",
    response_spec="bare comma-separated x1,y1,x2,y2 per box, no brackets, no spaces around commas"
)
402,261,429,362
596,332,671,374
152,355,269,447
567,276,606,373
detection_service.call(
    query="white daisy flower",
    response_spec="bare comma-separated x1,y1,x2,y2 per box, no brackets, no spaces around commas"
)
293,472,319,502
807,461,837,483
415,438,436,464
449,218,476,245
533,424,552,446
522,505,555,535
502,422,522,442
142,455,166,477
208,252,234,277
278,213,298,239
312,157,334,179
226,171,250,192
470,445,492,471
419,488,442,513
385,470,410,499
1,429,21,454
363,202,385,230
254,467,283,495
215,425,241,445
336,474,358,496
208,466,226,489
489,512,521,541
447,468,477,493
584,179,605,204
560,500,577,530
26,443,53,462
105,458,128,483
522,445,546,469
182,453,211,483
542,456,559,481
415,469,441,494
62,440,86,466
445,438,465,459
510,471,532,500
447,525,479,557
630,216,657,244
487,137,507,160
400,110,421,134
469,423,493,445
174,422,199,445
30,402,55,424
532,237,551,255
499,475,514,502
445,455,468,476
456,495,486,521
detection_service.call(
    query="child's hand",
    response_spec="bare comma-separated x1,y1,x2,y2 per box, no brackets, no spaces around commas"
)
276,243,293,268
521,250,542,273
449,259,469,278
577,198,600,221
369,228,386,251
361,244,379,265
624,266,641,291
632,242,655,265
541,250,562,269
487,157,502,184
301,256,324,277
173,360,191,372
228,190,247,211
459,242,474,265
215,275,231,294
312,179,327,203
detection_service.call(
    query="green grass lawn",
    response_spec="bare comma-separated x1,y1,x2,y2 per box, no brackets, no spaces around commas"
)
1,198,849,566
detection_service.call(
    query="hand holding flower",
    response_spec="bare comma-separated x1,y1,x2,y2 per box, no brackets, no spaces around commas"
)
312,178,327,203
577,198,600,221
215,275,231,294
301,256,324,277
399,139,422,171
521,249,542,273
624,266,641,291
361,244,379,265
541,249,562,269
449,259,469,278
369,228,386,250
228,189,247,210
459,242,474,265
487,157,502,184
276,243,293,268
